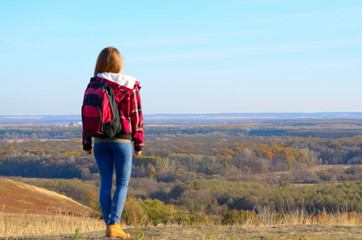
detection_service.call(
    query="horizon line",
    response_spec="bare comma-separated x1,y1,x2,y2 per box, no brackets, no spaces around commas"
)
1,112,362,117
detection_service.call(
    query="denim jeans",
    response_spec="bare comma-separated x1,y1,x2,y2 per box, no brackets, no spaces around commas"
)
94,142,132,224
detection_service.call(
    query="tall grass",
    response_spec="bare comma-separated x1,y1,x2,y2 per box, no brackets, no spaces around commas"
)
226,207,362,226
0,212,105,238
1,207,361,238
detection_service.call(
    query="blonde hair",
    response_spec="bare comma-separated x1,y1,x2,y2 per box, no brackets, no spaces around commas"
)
94,47,123,76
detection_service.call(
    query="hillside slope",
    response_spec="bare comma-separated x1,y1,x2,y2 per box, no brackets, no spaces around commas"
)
0,178,92,216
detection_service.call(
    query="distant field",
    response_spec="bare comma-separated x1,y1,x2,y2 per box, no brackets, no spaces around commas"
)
1,112,362,126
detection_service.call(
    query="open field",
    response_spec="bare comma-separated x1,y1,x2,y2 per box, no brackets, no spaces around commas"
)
3,225,362,240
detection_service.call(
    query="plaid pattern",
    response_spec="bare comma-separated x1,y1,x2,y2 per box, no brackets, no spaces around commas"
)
119,86,144,151
82,78,144,152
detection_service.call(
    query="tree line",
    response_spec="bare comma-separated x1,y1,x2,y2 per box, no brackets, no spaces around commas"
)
1,124,361,220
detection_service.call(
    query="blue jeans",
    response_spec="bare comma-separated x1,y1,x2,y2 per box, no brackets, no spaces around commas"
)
94,142,132,224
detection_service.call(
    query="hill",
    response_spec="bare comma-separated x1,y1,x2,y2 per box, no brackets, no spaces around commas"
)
0,178,92,216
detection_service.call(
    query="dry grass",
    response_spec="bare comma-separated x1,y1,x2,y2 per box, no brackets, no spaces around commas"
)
0,177,105,238
0,212,105,238
124,224,362,240
1,211,361,239
256,209,362,226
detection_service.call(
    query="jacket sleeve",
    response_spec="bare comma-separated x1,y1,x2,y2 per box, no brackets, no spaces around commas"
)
130,87,144,151
82,130,92,150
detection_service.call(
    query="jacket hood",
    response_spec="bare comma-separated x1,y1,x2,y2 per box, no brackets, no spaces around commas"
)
96,72,138,91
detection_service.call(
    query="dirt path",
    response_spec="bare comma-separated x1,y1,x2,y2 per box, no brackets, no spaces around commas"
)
5,224,362,240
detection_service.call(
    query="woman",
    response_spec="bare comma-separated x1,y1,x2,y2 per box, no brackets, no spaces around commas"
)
82,47,144,238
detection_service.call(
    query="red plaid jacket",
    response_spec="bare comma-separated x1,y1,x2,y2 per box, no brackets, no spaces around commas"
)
82,76,144,151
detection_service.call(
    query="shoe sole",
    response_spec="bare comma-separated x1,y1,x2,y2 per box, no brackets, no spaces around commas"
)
106,234,130,239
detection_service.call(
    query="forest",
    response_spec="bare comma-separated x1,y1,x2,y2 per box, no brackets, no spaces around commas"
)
1,119,361,225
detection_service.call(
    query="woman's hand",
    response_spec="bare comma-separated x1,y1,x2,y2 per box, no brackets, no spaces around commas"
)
135,151,142,156
84,149,92,155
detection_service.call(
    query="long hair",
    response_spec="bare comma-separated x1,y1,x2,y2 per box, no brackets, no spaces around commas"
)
94,47,123,76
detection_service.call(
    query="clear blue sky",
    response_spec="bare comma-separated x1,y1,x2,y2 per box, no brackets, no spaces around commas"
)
1,0,361,115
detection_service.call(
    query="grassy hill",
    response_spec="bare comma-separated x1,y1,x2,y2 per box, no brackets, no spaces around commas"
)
0,177,92,216
0,178,104,238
